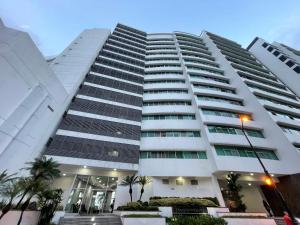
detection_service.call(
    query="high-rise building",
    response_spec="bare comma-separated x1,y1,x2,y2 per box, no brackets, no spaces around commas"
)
1,20,300,216
247,37,300,99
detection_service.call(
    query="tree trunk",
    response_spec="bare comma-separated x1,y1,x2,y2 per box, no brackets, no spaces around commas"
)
0,202,12,220
17,198,31,225
0,212,5,220
129,184,133,202
15,189,29,209
17,210,24,225
139,186,144,201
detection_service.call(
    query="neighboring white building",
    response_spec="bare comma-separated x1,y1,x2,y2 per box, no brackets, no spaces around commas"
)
247,37,300,102
0,19,68,174
1,20,300,216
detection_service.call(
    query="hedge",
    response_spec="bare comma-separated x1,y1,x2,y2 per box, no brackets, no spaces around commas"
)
149,196,219,206
167,215,227,225
149,197,218,208
117,202,159,211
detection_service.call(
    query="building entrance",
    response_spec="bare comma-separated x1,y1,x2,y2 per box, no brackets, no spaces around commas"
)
65,175,118,214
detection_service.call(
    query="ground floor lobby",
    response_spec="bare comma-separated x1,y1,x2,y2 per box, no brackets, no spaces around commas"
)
50,164,296,216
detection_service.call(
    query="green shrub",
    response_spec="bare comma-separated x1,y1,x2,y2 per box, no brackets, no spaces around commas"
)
149,196,219,206
117,202,159,211
123,214,162,218
168,215,227,225
149,197,217,208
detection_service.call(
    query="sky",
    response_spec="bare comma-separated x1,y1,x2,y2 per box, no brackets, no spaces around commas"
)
1,0,300,57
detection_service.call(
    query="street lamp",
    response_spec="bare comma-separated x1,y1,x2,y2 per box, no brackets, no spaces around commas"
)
240,115,298,225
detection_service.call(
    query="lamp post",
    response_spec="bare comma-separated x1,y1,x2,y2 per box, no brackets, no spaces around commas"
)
240,115,298,225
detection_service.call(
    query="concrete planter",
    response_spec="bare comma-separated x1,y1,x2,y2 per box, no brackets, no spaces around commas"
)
158,207,172,217
207,207,230,217
122,217,166,225
0,210,40,225
51,211,65,224
116,210,160,217
224,218,276,225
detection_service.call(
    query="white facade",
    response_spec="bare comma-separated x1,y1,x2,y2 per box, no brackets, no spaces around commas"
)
1,21,300,215
0,19,67,174
0,19,110,175
247,38,300,99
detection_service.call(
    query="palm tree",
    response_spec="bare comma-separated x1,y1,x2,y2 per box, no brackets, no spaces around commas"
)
17,179,46,225
226,173,242,193
0,170,16,187
225,173,246,212
138,176,151,201
15,156,60,208
120,175,138,202
37,188,63,225
0,180,21,220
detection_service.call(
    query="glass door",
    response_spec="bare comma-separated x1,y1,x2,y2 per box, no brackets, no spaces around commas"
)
65,175,89,213
65,174,118,214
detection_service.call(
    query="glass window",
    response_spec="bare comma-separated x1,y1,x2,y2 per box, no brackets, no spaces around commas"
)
267,46,274,52
279,55,287,62
215,145,278,160
286,60,295,68
294,66,300,74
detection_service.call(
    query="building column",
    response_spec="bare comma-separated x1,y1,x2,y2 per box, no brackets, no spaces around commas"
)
211,175,226,207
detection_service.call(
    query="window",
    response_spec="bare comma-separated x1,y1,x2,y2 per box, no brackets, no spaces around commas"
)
108,150,119,157
145,71,182,75
186,66,224,75
279,55,287,62
273,51,280,56
286,60,295,68
208,125,264,138
247,83,297,100
140,151,207,159
141,131,201,138
142,114,196,120
144,90,188,94
197,96,243,106
294,66,300,74
189,74,229,84
144,80,185,84
202,109,250,119
281,126,300,136
191,180,199,185
215,145,278,160
262,43,268,48
267,46,274,52
143,101,191,106
268,110,300,121
293,145,300,153
193,84,235,94
162,179,169,184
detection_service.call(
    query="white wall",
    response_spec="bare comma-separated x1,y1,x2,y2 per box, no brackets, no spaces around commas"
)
150,177,215,198
0,19,67,174
240,185,266,213
0,19,110,175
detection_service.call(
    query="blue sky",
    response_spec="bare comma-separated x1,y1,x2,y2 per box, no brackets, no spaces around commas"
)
1,0,300,56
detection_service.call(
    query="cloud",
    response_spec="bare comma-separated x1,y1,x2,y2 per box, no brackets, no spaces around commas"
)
268,14,300,49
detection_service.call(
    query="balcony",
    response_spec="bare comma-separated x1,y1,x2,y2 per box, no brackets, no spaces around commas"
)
142,105,195,115
142,119,200,130
144,82,187,90
139,159,212,177
140,137,205,151
143,93,191,101
196,100,248,113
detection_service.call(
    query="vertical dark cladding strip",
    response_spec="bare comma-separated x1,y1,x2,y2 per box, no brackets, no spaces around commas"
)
44,24,146,164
